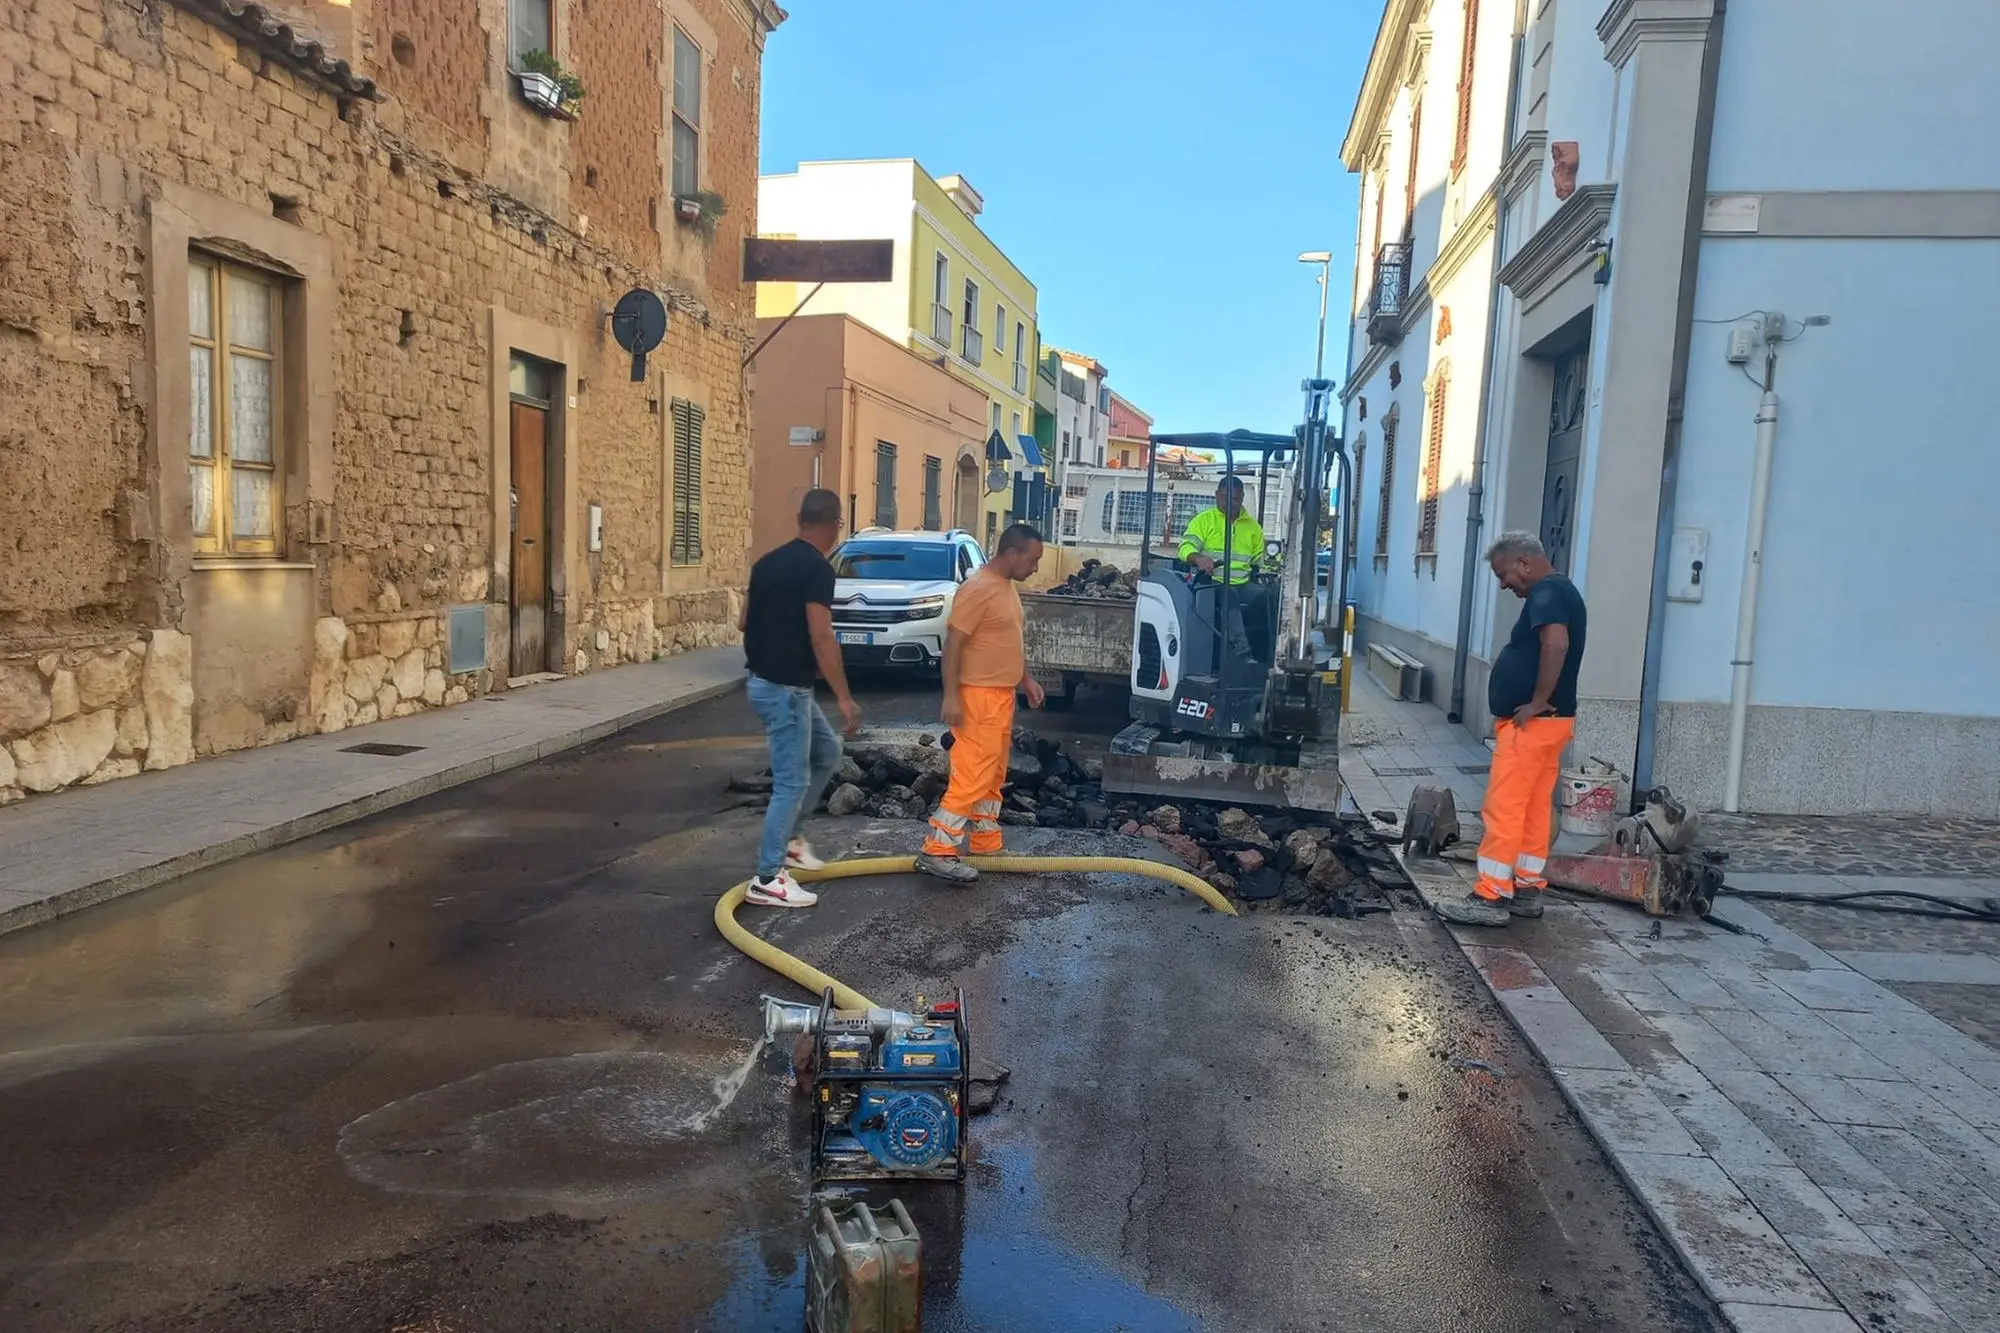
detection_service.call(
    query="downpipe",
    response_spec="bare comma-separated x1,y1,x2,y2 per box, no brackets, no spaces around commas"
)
1723,381,1779,811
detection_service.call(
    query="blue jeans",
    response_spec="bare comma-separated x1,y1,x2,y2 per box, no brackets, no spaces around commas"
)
747,674,842,878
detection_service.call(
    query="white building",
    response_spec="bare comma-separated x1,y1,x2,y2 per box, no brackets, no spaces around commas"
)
1065,463,1298,559
1337,0,2000,817
1050,348,1111,477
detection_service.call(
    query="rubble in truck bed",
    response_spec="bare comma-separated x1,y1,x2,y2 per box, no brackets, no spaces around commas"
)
1038,559,1138,600
727,731,1409,918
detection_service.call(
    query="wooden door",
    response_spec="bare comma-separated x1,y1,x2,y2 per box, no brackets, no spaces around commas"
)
510,401,550,676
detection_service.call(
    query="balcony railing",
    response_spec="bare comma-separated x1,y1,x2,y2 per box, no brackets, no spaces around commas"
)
931,302,952,346
960,325,984,365
1367,242,1410,347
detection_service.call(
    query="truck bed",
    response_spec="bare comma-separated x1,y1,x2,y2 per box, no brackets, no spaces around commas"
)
1021,592,1132,693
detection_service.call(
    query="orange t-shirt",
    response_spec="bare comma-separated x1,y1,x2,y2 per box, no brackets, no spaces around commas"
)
948,568,1025,687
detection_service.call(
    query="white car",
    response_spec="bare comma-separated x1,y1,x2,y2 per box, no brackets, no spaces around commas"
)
828,529,988,669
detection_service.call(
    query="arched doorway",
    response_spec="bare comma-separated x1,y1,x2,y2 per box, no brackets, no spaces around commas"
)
954,454,980,531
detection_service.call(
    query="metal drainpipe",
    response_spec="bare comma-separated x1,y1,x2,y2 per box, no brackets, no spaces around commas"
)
1446,14,1528,725
1632,0,1730,802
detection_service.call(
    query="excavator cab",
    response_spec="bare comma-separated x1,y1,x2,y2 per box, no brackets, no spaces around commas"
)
1105,388,1353,813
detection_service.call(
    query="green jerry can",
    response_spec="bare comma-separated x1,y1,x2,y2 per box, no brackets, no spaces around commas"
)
804,1198,922,1333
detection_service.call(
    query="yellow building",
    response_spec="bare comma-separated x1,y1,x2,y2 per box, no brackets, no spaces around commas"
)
757,161,1042,548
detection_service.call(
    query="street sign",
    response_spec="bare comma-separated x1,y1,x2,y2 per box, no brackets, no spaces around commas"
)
742,238,895,284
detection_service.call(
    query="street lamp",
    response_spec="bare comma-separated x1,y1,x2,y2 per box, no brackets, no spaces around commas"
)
1299,250,1334,379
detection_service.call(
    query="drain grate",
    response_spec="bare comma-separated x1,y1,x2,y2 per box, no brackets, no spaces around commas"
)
1458,764,1491,775
1372,766,1433,777
342,742,427,757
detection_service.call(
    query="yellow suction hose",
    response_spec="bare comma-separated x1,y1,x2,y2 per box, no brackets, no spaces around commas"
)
714,855,1239,1010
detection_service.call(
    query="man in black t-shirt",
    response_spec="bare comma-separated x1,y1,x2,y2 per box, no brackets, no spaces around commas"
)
738,489,860,908
1435,531,1588,929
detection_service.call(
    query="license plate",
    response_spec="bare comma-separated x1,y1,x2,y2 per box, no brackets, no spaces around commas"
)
837,632,873,646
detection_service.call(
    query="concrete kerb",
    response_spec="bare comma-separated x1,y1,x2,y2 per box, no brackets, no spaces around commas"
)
0,677,743,938
1386,835,1857,1332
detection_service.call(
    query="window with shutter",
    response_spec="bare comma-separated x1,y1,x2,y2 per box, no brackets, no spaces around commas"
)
670,398,705,565
1348,438,1366,563
1375,410,1398,561
923,456,942,530
874,441,898,529
1452,0,1480,177
1418,375,1448,556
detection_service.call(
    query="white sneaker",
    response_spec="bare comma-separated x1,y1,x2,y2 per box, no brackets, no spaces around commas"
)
746,872,818,908
785,838,826,871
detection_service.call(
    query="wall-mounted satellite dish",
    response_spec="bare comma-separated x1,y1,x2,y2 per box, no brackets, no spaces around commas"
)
610,288,668,383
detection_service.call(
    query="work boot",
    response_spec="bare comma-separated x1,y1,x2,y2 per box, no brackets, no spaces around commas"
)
1509,887,1546,919
1434,891,1512,928
915,852,979,885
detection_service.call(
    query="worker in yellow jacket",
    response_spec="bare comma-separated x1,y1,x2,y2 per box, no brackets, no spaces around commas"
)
1179,476,1274,662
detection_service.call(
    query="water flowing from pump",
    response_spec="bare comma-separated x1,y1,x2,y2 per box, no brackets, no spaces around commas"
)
684,1035,768,1134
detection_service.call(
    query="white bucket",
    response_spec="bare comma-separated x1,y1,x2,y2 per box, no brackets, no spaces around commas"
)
1558,763,1626,838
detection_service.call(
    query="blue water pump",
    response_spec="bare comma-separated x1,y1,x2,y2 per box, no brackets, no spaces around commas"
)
762,988,971,1185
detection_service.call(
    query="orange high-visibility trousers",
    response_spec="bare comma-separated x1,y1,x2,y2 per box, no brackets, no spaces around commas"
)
923,685,1016,858
1475,715,1574,901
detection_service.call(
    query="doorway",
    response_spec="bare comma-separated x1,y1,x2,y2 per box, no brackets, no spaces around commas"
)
508,353,558,677
1540,345,1587,576
954,456,979,531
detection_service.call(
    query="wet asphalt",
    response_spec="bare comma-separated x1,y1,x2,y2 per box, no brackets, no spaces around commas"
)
0,675,1724,1333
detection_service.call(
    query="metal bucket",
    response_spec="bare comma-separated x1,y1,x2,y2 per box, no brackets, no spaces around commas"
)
1559,763,1626,838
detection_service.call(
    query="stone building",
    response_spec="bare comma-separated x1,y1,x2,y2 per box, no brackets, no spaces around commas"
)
0,0,782,803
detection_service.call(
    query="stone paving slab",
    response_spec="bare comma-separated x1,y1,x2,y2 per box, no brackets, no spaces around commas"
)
1393,838,2000,1332
0,648,745,935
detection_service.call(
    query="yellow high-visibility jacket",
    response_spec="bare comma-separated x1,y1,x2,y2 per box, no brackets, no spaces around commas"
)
1178,508,1266,584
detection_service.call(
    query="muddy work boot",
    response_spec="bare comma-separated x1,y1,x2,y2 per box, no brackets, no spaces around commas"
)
915,852,979,885
1509,887,1546,919
1433,891,1513,928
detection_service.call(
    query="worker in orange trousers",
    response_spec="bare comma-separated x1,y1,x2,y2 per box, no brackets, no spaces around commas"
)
1436,531,1588,929
917,522,1047,884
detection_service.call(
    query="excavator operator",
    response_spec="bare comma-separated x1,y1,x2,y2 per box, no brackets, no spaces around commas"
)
1179,475,1275,663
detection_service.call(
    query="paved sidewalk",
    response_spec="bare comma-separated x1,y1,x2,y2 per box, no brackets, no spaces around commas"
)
0,647,744,935
1359,684,2000,1332
1339,672,1493,824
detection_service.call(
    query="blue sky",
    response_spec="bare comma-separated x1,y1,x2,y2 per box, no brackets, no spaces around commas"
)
760,0,1383,433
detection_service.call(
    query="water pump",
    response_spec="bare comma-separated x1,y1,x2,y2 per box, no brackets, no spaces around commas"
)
762,988,971,1185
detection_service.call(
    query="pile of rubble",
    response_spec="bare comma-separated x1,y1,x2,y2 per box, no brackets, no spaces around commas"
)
730,732,1405,917
1041,559,1137,600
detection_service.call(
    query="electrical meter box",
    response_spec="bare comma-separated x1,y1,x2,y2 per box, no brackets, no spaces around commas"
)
805,1199,922,1333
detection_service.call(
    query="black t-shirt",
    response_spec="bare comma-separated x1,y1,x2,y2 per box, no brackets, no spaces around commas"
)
1488,573,1587,718
744,539,835,687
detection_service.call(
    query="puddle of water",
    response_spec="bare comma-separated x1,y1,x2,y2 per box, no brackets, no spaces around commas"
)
690,1144,1201,1333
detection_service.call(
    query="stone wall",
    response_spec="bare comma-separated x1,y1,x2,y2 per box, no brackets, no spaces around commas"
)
0,632,193,803
0,0,773,802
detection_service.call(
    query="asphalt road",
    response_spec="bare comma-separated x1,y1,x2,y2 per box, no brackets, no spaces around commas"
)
0,672,1723,1333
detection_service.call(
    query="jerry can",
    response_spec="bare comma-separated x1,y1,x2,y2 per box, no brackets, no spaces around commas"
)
805,1198,921,1333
